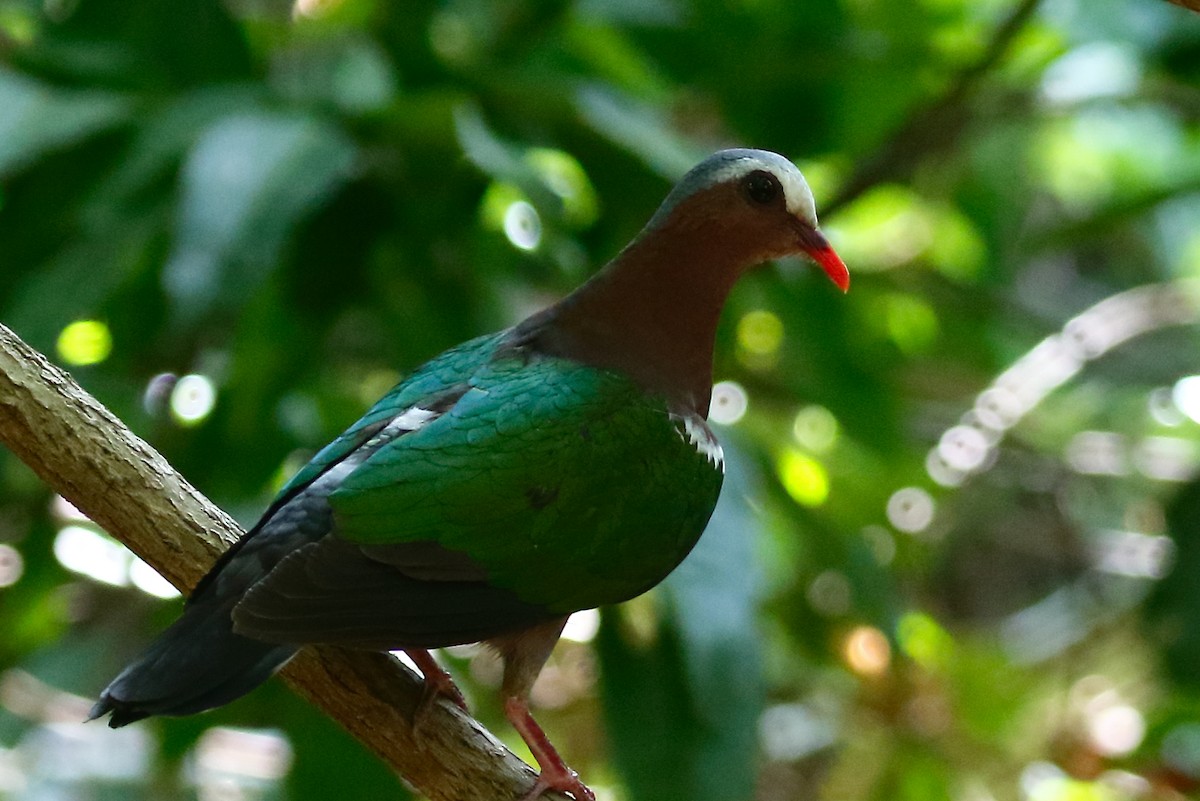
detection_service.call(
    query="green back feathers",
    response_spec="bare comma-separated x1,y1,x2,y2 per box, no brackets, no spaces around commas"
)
277,332,505,499
273,330,723,615
329,353,723,613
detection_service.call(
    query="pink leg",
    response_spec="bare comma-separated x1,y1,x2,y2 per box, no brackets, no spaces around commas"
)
504,697,595,801
405,648,468,715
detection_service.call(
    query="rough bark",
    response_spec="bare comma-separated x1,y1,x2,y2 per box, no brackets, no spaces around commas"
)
0,322,568,801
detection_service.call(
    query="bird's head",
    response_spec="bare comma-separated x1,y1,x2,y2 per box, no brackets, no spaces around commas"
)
644,149,849,292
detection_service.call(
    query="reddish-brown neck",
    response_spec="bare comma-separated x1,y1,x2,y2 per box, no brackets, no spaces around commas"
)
515,219,747,416
508,175,821,415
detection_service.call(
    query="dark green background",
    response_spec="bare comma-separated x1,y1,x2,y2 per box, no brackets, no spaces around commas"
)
3,0,1200,799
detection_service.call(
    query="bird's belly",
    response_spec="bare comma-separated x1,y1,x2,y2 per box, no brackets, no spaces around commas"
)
510,423,726,614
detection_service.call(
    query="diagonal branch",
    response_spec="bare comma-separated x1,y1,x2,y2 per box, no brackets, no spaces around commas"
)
0,322,568,801
823,0,1043,217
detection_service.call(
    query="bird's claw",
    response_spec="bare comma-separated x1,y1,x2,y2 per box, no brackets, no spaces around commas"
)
519,768,596,801
406,649,469,743
419,670,469,714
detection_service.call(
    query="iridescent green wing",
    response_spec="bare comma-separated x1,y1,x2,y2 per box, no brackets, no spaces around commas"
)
327,355,724,613
190,332,506,604
274,332,505,500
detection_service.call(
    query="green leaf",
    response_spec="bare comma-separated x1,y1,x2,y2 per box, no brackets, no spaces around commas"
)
162,111,357,319
575,85,703,180
0,67,133,177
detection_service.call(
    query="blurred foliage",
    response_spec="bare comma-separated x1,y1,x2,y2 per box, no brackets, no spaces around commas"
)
2,0,1200,799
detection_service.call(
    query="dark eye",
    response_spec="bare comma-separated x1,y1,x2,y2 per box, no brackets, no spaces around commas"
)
744,170,782,206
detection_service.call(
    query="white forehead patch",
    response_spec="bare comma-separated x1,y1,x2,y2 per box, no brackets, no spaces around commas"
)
704,154,818,226
647,149,820,231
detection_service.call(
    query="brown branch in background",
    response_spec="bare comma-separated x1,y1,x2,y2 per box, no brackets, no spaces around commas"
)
0,323,569,801
823,0,1044,217
1165,0,1200,12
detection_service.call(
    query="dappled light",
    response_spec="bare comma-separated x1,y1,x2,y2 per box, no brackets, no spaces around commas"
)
3,0,1200,799
170,374,218,426
791,405,839,454
709,380,748,426
886,486,937,533
190,727,293,800
503,201,543,252
561,609,601,644
842,625,891,677
0,545,22,589
55,321,111,367
778,449,830,508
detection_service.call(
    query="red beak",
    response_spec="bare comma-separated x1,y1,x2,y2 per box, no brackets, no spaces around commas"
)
806,242,850,293
796,224,849,292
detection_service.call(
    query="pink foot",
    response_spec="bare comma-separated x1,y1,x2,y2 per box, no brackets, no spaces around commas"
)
519,769,595,801
405,649,468,723
505,697,595,801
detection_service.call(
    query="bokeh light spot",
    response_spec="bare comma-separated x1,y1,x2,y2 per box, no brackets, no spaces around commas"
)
887,487,935,533
143,372,178,416
807,570,851,616
1134,436,1198,482
897,611,953,668
792,405,839,453
503,200,542,251
56,320,112,366
759,703,837,762
862,525,897,565
1087,704,1145,757
737,310,784,357
129,558,181,599
0,545,23,588
827,185,930,269
54,525,130,587
844,625,891,677
480,182,524,229
926,210,986,282
193,727,294,787
0,5,37,44
428,10,476,64
1020,762,1068,801
1066,431,1129,476
1041,41,1141,105
709,381,748,425
925,449,967,488
1149,387,1185,427
1172,375,1200,424
778,450,829,507
561,609,600,643
170,374,217,426
51,494,89,523
937,425,990,472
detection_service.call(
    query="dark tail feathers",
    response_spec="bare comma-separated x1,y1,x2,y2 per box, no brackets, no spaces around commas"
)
90,595,297,727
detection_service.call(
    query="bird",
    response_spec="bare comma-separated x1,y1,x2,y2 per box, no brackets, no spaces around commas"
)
90,148,848,801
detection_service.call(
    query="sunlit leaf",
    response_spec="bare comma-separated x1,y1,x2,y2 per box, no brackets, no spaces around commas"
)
163,111,357,318
0,68,132,176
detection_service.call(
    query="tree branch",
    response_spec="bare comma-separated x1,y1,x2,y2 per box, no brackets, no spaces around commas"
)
0,322,568,801
823,0,1043,217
